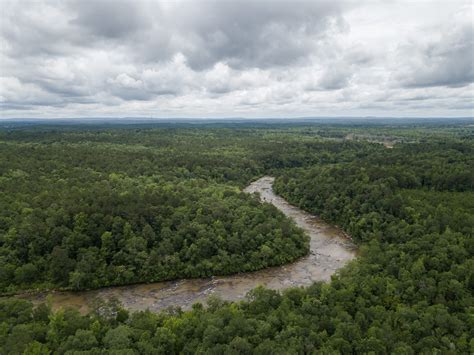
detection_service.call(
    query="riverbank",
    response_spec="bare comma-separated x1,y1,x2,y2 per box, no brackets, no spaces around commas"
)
14,176,356,313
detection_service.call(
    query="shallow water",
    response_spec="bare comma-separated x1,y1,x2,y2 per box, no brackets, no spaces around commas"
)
18,176,356,313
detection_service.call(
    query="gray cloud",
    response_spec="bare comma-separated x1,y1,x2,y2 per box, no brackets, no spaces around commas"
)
168,0,345,69
0,0,473,118
0,1,75,58
69,0,152,39
398,23,474,88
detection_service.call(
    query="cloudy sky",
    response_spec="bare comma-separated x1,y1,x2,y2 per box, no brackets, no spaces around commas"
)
0,0,473,119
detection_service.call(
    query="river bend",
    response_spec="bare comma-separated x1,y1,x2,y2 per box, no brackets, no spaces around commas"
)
19,176,356,313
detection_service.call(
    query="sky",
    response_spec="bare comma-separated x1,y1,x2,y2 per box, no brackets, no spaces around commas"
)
0,0,473,119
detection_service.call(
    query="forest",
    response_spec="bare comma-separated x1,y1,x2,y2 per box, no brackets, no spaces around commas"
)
0,127,311,292
0,120,473,354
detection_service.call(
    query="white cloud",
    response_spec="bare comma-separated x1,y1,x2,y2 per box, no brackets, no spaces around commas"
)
0,0,472,118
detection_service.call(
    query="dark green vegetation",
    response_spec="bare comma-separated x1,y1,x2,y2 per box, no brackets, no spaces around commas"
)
1,120,473,354
0,128,310,292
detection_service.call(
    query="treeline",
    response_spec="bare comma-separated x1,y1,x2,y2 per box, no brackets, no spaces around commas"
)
274,140,473,243
1,125,473,353
2,177,308,291
0,128,317,292
271,139,473,352
0,172,307,292
0,125,393,293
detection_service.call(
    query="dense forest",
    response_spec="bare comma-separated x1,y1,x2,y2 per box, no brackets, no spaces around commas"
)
1,120,473,353
0,128,313,292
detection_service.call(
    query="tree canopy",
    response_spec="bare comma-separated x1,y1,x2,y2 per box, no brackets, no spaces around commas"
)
0,122,472,353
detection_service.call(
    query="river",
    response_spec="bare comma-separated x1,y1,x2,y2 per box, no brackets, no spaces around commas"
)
17,176,356,313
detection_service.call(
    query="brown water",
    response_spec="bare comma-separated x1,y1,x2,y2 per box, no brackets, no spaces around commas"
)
17,176,356,313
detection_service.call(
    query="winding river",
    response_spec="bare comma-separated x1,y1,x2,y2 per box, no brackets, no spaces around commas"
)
18,176,356,313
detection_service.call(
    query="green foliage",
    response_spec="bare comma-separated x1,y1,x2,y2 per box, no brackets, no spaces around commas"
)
0,129,309,292
0,123,472,353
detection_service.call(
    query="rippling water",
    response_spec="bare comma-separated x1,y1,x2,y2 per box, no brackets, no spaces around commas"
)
18,176,356,313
